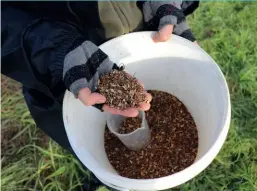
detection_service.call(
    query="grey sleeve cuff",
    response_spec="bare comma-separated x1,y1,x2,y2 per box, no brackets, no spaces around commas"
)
143,1,184,30
173,21,196,42
158,15,177,30
143,1,182,22
69,78,88,98
63,41,115,97
173,21,190,35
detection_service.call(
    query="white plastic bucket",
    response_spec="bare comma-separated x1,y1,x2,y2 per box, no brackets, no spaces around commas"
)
63,32,231,191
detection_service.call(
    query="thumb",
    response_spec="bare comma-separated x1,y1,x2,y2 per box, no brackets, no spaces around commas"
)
78,88,106,106
153,24,174,43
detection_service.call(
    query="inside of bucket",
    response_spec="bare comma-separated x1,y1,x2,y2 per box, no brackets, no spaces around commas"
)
65,56,228,176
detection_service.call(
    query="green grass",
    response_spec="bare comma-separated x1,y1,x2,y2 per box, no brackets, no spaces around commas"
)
1,77,88,191
1,2,257,191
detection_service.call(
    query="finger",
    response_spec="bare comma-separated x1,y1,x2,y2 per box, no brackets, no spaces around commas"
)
119,108,139,117
87,93,106,106
139,102,151,111
103,105,139,117
144,92,152,103
152,32,161,43
153,24,174,43
78,88,91,105
173,21,196,42
138,80,145,89
78,88,106,106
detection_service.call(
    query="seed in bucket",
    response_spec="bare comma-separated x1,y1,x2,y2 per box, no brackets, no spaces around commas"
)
98,70,146,110
104,90,198,179
119,116,142,134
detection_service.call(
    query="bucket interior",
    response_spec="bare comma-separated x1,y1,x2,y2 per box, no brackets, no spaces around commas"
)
63,33,229,190
63,56,227,176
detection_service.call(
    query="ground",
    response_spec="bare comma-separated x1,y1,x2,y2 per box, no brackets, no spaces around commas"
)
1,2,257,191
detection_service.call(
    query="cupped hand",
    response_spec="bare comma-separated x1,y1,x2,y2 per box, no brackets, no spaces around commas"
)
78,88,152,117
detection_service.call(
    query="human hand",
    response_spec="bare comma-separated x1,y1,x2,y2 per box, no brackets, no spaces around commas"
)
78,87,152,117
63,41,151,117
143,1,196,43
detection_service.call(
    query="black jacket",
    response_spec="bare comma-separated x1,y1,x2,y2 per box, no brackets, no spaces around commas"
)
1,1,199,150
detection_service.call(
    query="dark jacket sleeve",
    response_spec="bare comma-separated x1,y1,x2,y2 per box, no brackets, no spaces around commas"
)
1,4,86,98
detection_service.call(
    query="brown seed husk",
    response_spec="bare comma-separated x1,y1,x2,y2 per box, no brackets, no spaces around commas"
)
104,90,198,179
119,117,142,134
98,70,146,110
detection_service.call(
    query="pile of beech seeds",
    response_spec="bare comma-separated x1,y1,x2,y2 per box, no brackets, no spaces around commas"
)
105,90,199,179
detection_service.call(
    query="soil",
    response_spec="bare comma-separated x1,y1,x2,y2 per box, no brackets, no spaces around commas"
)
104,90,198,179
98,70,146,110
119,116,142,134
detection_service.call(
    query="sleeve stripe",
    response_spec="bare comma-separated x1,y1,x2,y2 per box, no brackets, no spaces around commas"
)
63,49,107,89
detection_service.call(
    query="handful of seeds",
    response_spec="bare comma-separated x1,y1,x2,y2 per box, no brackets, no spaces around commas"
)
98,70,146,110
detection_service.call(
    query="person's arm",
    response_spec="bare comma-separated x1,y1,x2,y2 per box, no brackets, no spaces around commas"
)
1,4,85,94
1,4,150,117
142,0,196,43
1,4,113,97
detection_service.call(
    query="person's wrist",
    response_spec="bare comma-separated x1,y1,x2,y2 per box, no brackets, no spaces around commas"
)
63,40,117,98
66,62,121,99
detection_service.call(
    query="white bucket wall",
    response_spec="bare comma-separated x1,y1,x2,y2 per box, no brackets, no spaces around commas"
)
63,32,231,191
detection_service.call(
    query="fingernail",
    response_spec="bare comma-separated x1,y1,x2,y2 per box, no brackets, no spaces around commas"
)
96,99,105,104
153,34,157,42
